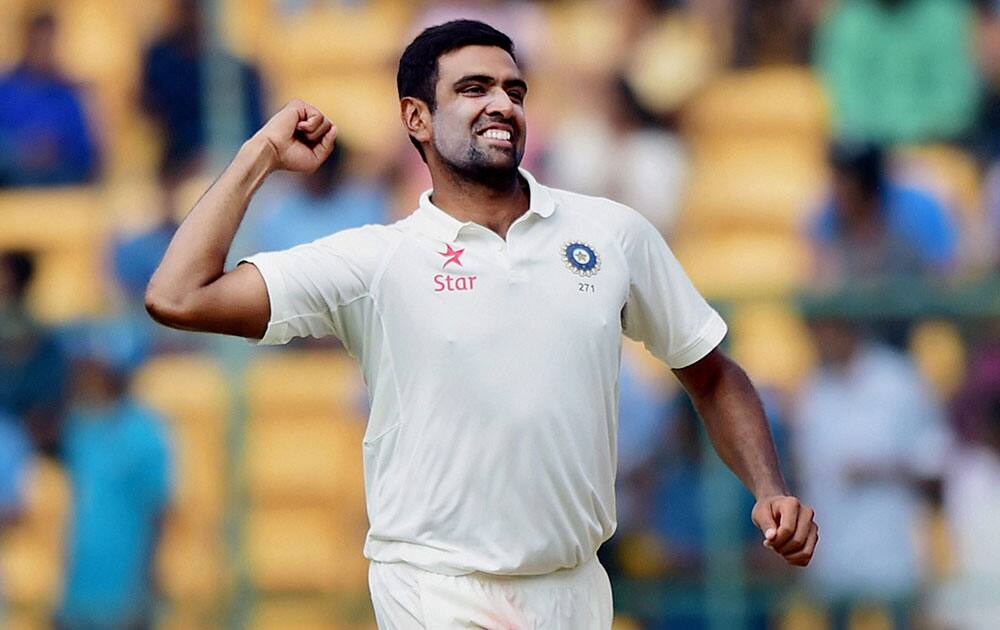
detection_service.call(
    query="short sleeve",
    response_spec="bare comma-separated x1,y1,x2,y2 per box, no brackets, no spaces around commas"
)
241,226,393,346
621,212,727,368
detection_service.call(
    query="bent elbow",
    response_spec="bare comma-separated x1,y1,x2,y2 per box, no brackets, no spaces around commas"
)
144,285,189,330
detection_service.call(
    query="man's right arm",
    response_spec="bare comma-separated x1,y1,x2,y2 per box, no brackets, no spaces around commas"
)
144,100,337,339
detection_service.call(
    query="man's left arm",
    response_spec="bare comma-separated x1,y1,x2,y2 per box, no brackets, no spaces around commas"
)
673,347,819,567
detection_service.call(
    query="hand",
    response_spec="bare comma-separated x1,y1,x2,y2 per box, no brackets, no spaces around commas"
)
253,99,337,173
751,495,818,567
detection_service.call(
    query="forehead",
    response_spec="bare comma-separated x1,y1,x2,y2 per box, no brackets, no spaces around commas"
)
436,45,522,84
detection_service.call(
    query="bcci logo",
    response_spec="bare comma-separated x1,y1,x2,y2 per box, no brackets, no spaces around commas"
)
561,241,601,277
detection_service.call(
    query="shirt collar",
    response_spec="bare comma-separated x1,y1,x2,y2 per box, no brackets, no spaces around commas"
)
415,168,556,242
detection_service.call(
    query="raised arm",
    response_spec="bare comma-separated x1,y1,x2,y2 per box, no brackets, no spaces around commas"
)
673,348,819,567
144,100,337,338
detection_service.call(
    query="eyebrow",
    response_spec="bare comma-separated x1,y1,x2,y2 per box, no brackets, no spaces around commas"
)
453,74,528,93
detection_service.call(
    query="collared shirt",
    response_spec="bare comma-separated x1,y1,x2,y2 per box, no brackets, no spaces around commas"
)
243,168,726,576
793,343,950,599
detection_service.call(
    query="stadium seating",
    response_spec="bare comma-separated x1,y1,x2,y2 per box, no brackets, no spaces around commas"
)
680,137,828,234
242,350,370,608
245,506,369,593
244,414,365,507
729,301,817,392
250,598,377,630
672,231,813,299
0,187,110,322
132,354,231,609
682,66,830,142
908,320,967,400
244,350,367,419
0,459,69,609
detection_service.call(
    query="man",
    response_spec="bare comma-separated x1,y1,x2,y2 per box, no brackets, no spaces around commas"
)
145,20,817,628
810,142,957,285
0,12,99,186
55,344,173,630
793,314,948,628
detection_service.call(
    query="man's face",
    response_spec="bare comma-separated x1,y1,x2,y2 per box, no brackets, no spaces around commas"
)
427,45,527,181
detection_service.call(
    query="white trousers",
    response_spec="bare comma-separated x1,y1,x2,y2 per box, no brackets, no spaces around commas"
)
368,556,614,629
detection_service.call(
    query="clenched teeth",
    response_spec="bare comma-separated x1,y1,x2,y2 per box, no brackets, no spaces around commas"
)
482,129,512,141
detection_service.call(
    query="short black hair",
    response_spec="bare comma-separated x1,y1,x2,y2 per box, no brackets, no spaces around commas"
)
830,141,885,199
0,250,36,300
397,20,516,159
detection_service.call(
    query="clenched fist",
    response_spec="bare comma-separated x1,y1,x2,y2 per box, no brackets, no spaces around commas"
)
751,495,819,567
253,99,337,174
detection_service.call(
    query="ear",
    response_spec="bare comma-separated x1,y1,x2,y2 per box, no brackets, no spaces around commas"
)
400,97,432,145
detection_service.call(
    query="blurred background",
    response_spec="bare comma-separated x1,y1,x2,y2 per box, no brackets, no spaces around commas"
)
1,0,999,628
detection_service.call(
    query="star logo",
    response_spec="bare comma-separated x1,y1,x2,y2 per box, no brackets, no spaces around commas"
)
439,243,465,269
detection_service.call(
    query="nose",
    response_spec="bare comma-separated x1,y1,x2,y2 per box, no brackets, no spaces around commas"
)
485,87,515,118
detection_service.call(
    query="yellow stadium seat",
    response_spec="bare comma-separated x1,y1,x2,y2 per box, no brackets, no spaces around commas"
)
0,187,105,250
729,300,817,393
0,187,110,322
169,423,226,526
245,351,367,420
682,66,830,141
542,2,627,74
259,2,410,75
20,458,71,529
781,600,829,630
249,598,377,630
671,232,812,300
612,617,643,630
0,461,68,609
0,608,51,630
157,606,223,630
681,139,829,233
909,320,967,402
270,70,401,156
245,507,369,593
132,354,230,425
244,415,366,508
156,517,227,604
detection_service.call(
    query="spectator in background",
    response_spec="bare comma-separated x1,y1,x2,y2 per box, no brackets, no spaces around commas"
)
141,0,265,181
55,329,172,630
815,0,979,146
793,314,950,629
810,142,958,286
247,141,390,253
545,76,688,233
0,12,99,187
936,331,1000,628
972,0,1000,163
0,251,68,454
109,171,205,356
731,0,816,67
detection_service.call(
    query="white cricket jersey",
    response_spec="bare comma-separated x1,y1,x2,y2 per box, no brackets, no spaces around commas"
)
242,168,727,576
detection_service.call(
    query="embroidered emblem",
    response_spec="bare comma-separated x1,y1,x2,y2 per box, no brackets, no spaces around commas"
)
561,241,601,277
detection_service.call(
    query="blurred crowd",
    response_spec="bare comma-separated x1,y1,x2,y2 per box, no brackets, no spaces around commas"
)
2,0,1000,628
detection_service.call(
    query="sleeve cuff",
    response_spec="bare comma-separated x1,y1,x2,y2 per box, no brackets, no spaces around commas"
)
239,255,287,346
666,311,728,369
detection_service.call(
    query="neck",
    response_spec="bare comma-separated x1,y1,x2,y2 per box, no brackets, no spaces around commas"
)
427,164,530,240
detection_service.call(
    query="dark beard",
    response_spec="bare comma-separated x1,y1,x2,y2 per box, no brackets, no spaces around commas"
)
434,140,521,192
